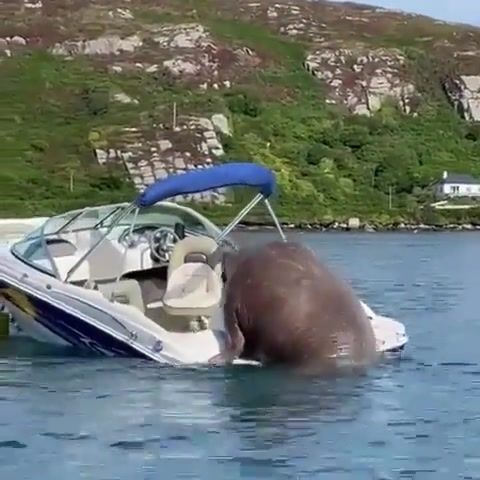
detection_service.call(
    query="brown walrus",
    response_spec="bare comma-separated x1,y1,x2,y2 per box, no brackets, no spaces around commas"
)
209,241,378,372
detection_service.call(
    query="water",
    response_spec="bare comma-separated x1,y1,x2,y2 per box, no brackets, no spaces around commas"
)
1,231,479,479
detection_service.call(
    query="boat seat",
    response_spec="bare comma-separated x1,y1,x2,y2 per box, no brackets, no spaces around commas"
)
54,255,90,283
97,279,145,314
87,238,124,282
162,236,223,317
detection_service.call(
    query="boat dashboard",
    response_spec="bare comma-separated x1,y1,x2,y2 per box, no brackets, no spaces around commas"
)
118,222,186,248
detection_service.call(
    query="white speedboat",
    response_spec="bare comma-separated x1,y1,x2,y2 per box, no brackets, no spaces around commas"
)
0,162,408,364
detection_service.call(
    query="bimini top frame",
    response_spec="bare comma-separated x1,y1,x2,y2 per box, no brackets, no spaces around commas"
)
64,161,286,282
133,161,286,243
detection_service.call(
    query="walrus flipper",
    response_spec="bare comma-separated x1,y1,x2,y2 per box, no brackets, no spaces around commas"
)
208,307,245,365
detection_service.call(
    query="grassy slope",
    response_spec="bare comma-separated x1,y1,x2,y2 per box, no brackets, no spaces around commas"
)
1,0,480,226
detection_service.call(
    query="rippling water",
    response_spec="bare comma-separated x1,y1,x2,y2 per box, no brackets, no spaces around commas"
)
1,231,479,479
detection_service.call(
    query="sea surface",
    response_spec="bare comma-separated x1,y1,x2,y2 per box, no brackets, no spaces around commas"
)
0,230,479,480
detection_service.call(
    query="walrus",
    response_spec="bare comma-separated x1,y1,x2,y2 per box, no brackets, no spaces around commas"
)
209,241,378,373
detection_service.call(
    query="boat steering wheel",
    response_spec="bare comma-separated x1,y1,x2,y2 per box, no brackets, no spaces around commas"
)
149,226,180,263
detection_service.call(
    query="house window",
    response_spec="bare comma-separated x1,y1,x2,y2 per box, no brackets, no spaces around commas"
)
450,185,460,194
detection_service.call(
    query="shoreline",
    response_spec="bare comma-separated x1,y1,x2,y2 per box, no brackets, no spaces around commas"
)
0,217,479,237
234,222,480,233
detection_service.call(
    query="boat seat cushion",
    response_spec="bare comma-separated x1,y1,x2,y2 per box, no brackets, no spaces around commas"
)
167,236,222,279
97,279,145,314
162,262,222,317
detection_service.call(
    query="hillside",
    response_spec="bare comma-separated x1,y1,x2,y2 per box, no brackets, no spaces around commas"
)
1,0,480,227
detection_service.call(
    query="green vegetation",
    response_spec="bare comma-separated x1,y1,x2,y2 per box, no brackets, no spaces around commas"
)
0,52,138,216
1,4,480,228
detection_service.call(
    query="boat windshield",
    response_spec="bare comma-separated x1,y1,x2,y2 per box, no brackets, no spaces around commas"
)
21,204,124,240
10,202,224,278
98,204,220,237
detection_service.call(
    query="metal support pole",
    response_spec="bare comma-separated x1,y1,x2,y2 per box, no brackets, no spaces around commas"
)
264,198,287,242
39,219,61,280
215,193,263,243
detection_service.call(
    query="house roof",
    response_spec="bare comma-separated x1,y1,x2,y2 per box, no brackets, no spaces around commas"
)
438,173,480,185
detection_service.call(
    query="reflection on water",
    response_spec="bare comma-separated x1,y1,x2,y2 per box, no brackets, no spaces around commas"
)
1,231,480,479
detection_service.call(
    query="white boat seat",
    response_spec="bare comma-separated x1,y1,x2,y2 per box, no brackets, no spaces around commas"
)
97,279,145,314
162,236,223,317
87,238,124,281
163,262,222,316
54,255,90,283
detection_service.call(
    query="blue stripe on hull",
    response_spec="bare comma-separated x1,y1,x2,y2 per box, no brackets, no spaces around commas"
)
0,280,147,358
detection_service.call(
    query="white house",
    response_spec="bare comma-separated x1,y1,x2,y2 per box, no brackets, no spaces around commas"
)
435,170,480,198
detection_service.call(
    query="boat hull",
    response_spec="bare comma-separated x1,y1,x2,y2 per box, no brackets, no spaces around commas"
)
0,280,148,358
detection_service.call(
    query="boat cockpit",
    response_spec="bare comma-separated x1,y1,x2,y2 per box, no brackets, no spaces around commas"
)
9,201,239,332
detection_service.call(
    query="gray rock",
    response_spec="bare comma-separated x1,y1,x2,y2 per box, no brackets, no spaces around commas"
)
112,92,138,104
305,47,417,116
353,104,370,116
155,169,168,179
206,137,221,150
163,57,200,75
10,36,27,46
267,6,278,18
158,140,173,152
197,118,214,131
94,149,108,165
51,35,142,56
348,217,361,230
25,1,43,8
174,157,186,169
153,23,210,49
113,8,133,20
211,146,225,157
444,75,480,122
211,113,231,136
203,130,217,140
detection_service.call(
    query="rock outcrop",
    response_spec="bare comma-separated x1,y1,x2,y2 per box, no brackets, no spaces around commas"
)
443,75,480,122
0,35,28,57
49,22,262,89
51,34,142,56
92,113,231,202
151,23,261,88
304,47,419,116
